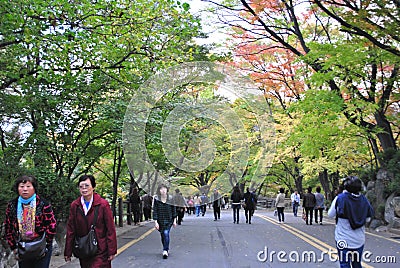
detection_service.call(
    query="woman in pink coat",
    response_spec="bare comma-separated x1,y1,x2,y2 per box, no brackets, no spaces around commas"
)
64,174,117,268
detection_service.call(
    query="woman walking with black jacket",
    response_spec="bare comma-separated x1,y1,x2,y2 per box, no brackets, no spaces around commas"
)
230,186,242,224
153,184,177,259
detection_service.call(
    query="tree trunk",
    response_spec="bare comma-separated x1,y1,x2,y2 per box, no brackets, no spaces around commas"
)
375,111,397,152
294,157,303,194
318,169,330,200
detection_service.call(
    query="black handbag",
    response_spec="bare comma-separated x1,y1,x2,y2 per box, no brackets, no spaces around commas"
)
17,232,47,260
73,206,99,259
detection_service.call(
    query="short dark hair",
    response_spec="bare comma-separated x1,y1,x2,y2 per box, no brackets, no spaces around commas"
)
14,175,38,194
316,186,321,193
78,174,96,188
279,187,284,193
344,176,362,194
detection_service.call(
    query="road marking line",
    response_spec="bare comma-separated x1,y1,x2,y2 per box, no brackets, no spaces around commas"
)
324,216,400,244
116,228,155,256
365,230,400,244
256,214,374,268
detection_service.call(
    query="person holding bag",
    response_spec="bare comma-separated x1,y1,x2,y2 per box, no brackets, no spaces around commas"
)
4,175,57,268
64,174,117,268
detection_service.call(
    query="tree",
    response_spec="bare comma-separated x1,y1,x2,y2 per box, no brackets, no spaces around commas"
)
207,0,398,196
210,0,398,157
0,0,204,219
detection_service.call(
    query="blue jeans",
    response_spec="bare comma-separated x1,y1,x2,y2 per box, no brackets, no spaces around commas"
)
161,228,172,251
292,202,299,216
337,245,364,268
195,205,201,216
19,245,52,268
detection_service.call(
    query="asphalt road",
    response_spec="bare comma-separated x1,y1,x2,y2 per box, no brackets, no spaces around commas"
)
59,208,400,268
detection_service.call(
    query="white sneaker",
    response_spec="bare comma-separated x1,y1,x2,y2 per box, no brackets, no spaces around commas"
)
163,250,168,259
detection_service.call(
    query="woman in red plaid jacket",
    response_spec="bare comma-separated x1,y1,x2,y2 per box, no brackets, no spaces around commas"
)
4,175,57,268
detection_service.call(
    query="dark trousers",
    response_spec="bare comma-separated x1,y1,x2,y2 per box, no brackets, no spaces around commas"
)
143,207,151,221
201,204,207,216
213,206,221,220
177,208,185,224
245,208,254,223
232,204,240,223
315,208,324,223
133,208,141,224
305,207,314,225
277,207,285,222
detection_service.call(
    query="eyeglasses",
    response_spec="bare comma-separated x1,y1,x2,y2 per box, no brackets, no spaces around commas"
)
79,184,91,189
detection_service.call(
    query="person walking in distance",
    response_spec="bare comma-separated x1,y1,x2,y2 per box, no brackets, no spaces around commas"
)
153,184,177,259
230,186,242,224
200,192,208,216
142,193,153,221
193,193,201,217
290,190,300,217
328,176,373,268
212,189,222,221
187,196,194,215
243,188,256,224
275,188,286,223
314,186,325,225
129,187,141,225
172,189,187,225
303,186,316,225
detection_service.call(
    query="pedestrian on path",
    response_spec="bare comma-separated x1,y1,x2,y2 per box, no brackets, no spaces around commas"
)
153,184,177,259
64,174,117,268
328,176,374,268
290,190,300,217
172,189,187,225
129,187,141,225
187,196,194,215
230,185,242,224
303,186,316,225
212,189,222,221
314,186,325,225
193,193,202,217
275,188,286,223
142,193,153,221
200,192,208,216
243,188,256,224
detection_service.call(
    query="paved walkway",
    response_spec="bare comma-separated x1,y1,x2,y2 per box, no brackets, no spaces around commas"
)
50,208,400,267
50,221,150,268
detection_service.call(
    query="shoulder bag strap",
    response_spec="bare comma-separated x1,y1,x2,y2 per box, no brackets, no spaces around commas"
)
92,206,99,227
76,205,99,229
76,206,88,227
